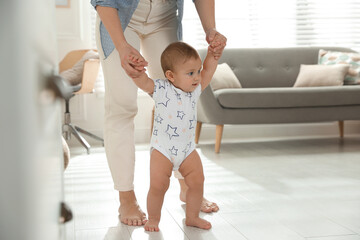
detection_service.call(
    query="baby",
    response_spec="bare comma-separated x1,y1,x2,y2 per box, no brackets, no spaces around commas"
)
129,42,218,231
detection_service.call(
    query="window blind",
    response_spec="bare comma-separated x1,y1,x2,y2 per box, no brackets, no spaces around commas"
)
90,0,360,92
294,0,360,48
183,0,360,51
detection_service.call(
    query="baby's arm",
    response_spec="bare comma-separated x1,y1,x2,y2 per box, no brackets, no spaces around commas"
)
128,55,155,94
200,48,219,91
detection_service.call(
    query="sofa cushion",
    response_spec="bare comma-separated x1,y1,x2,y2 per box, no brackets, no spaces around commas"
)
293,64,349,87
199,47,356,89
210,63,242,91
318,49,360,85
214,86,360,109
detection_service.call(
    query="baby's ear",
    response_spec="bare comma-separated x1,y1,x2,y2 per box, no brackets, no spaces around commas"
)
165,70,174,83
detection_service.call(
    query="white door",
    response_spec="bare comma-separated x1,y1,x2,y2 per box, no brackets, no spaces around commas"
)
0,1,66,240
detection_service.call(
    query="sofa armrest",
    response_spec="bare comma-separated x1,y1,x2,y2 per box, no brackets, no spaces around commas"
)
198,86,226,124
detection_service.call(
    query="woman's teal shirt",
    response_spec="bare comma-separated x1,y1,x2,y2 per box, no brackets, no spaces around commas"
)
90,0,190,59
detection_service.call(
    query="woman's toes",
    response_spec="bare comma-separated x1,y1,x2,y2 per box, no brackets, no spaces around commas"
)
200,203,212,213
202,206,212,213
212,204,219,212
121,218,128,225
201,199,219,213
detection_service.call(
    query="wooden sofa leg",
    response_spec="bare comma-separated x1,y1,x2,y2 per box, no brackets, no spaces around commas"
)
338,121,344,138
150,106,155,136
195,121,202,144
215,125,224,153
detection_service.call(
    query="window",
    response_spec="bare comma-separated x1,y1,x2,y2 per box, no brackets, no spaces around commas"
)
183,0,360,51
90,1,360,92
295,0,360,48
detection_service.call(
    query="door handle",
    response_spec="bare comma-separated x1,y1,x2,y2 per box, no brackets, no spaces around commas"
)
46,74,74,100
60,202,73,224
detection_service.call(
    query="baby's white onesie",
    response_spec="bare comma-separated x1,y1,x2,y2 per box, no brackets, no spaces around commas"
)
150,78,202,170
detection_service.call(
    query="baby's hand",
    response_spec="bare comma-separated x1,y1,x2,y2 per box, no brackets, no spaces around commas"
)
128,54,148,72
207,45,218,60
127,54,148,79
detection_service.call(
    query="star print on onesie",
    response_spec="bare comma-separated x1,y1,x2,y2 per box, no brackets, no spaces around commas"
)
150,79,202,170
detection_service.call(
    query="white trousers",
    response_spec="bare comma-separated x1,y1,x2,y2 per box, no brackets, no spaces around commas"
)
96,0,180,191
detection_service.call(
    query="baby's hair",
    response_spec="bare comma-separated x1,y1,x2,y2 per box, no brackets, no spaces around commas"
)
161,42,200,74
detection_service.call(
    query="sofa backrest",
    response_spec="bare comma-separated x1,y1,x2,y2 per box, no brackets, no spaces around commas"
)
199,47,355,88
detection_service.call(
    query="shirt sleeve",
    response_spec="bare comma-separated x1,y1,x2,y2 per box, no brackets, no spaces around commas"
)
152,79,168,103
90,0,119,10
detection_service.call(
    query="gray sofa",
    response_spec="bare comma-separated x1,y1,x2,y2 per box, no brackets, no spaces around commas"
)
197,47,360,153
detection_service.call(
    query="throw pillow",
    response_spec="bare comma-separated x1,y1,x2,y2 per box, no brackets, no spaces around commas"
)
210,63,242,91
318,49,360,85
293,64,350,87
60,50,99,86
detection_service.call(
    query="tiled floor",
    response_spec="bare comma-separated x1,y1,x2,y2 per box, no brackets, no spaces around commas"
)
64,136,360,240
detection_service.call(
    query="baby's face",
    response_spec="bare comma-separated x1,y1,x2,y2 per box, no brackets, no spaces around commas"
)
170,57,202,92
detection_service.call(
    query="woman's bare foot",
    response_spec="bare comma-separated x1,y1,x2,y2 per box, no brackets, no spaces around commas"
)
118,191,147,226
180,190,219,213
144,219,160,232
185,217,212,230
201,198,219,213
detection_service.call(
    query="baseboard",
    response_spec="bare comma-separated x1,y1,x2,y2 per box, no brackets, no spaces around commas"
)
66,121,360,148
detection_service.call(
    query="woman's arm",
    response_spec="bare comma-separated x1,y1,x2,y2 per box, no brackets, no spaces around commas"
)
96,6,147,77
96,6,126,52
193,0,215,35
193,0,227,60
126,54,154,94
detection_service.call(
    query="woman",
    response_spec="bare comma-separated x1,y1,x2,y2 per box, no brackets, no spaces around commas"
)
90,0,227,226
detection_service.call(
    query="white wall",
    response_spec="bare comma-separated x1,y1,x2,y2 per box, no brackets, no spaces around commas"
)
56,0,93,60
56,1,360,149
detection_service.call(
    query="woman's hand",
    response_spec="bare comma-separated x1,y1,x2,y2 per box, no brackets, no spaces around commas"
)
117,43,148,78
206,29,227,60
128,53,148,79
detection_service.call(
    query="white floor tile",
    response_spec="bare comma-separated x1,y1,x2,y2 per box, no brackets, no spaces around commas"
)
65,136,360,240
306,235,360,240
221,210,305,240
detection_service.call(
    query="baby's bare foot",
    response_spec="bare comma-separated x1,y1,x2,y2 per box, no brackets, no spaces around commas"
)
119,203,147,226
185,217,212,230
144,219,160,232
180,191,219,213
